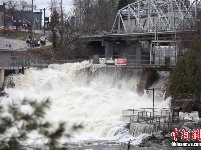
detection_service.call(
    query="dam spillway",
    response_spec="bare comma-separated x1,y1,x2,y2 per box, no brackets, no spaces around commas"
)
0,61,170,144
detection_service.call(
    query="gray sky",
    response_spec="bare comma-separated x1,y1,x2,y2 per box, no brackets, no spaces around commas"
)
1,0,73,17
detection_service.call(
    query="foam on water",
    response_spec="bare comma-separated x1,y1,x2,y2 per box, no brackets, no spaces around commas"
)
1,61,170,144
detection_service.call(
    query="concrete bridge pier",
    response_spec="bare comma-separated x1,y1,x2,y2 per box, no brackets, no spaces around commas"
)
0,69,5,90
104,41,114,59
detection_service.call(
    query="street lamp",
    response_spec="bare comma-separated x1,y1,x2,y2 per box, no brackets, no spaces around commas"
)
146,88,155,119
43,6,50,35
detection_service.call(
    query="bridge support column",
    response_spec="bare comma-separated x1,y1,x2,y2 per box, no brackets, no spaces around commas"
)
105,41,114,59
0,69,5,89
22,67,25,74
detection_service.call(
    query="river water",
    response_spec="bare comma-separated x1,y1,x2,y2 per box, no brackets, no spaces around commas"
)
0,61,171,148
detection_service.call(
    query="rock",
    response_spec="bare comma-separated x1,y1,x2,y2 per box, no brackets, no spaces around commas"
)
138,141,151,147
142,135,156,141
162,139,171,146
152,139,162,143
153,133,165,140
165,134,172,139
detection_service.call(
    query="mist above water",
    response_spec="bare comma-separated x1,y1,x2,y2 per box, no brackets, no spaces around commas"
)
1,61,170,143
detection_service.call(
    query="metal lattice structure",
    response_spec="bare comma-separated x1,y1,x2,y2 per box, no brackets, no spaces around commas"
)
112,0,201,34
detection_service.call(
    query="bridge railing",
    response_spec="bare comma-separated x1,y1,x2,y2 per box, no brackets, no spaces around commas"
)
0,57,87,68
94,54,176,67
0,60,27,68
1,54,175,68
29,59,86,66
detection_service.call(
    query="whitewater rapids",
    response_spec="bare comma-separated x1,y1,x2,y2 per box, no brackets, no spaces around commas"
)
1,61,170,144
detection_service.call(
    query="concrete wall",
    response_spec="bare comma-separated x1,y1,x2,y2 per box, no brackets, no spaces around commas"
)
0,69,4,89
137,69,159,96
99,40,142,60
0,51,13,67
117,42,142,63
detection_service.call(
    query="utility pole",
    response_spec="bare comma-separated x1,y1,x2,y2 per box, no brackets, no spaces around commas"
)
31,0,33,49
44,8,46,35
60,0,63,47
3,3,5,26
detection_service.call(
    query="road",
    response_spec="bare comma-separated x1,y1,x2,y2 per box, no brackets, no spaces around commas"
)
0,36,28,50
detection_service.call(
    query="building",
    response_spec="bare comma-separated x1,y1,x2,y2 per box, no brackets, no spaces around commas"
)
0,4,5,27
0,4,42,30
4,10,42,30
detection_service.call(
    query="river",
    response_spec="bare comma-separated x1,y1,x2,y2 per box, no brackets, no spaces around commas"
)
0,61,171,148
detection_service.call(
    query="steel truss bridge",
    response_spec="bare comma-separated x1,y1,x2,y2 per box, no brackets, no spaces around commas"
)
111,0,201,34
89,0,201,69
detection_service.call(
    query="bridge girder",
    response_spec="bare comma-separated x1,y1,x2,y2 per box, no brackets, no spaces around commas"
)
112,0,201,34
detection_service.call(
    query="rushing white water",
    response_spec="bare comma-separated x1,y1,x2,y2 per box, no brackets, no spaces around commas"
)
1,61,170,144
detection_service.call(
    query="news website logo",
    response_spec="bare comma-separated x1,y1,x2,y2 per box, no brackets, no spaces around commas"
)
171,128,201,147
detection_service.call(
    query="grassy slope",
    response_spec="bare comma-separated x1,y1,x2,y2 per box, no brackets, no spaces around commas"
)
9,31,30,39
2,30,42,40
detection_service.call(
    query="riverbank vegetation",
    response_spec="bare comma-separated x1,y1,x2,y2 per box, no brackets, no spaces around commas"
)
169,10,201,100
170,38,201,100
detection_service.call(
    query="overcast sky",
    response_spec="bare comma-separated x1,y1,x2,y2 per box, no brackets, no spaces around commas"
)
1,0,73,16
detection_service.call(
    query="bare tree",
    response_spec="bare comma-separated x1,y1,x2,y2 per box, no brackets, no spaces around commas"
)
73,0,95,34
50,9,60,51
49,0,90,59
95,0,118,31
73,0,118,34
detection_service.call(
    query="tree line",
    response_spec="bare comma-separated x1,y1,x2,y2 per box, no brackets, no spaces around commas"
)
49,0,137,59
72,0,136,34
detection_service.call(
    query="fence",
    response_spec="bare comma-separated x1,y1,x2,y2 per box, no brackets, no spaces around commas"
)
122,108,198,136
0,57,86,69
98,55,151,66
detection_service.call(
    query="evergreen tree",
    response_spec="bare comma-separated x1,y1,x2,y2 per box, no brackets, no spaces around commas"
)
169,55,193,99
0,98,83,149
170,38,201,100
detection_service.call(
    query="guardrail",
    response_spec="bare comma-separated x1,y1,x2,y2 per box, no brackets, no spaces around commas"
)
0,57,87,68
0,54,176,69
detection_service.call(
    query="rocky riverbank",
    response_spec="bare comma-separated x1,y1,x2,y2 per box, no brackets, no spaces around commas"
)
138,120,201,149
138,132,172,147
